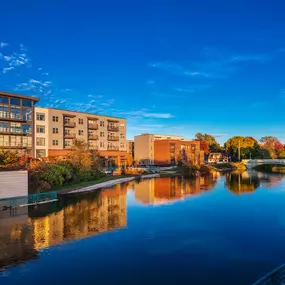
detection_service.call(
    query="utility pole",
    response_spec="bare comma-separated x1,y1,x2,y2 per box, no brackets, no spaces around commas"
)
238,140,241,161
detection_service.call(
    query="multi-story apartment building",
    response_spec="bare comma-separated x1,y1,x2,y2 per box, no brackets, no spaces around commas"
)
134,133,203,166
34,107,131,166
0,91,39,156
134,133,185,165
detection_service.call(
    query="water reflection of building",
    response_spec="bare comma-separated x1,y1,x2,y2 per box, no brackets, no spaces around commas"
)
134,176,217,205
31,183,127,250
0,213,38,270
0,184,128,270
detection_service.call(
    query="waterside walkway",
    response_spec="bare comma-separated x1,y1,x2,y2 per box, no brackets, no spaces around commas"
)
59,174,160,196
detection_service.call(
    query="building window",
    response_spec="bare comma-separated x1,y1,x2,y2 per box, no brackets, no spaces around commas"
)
53,128,58,134
78,130,84,136
10,98,21,106
120,143,125,148
36,149,46,158
36,125,45,133
120,133,125,139
0,96,8,104
36,138,45,146
191,144,196,151
52,140,58,146
100,141,105,147
78,118,84,125
22,100,32,107
36,113,45,121
100,120,105,127
100,132,105,137
52,116,58,122
64,140,71,147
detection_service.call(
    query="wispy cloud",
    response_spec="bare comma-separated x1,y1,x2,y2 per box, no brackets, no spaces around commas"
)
0,43,30,73
173,84,211,93
117,108,173,119
150,48,277,80
0,42,8,48
3,67,15,73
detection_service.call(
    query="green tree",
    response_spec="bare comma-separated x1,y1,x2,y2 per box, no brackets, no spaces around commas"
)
195,133,220,152
225,136,260,159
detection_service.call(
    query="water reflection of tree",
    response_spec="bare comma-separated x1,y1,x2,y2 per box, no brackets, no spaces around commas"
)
225,172,260,194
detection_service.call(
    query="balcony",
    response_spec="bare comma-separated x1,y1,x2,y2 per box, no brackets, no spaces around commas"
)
88,123,99,130
0,129,32,136
0,112,25,122
107,136,119,141
88,134,98,140
64,121,76,128
89,145,98,151
107,125,119,132
64,133,76,139
107,146,119,151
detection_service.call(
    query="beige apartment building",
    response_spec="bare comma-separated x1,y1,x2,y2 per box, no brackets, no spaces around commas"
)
134,133,185,165
34,107,132,166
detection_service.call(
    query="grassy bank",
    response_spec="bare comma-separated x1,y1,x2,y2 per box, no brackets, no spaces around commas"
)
51,175,129,193
253,164,285,173
210,162,246,172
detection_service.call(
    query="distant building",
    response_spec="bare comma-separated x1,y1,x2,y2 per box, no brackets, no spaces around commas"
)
134,133,185,165
208,152,229,163
34,107,132,166
0,91,39,157
134,133,203,165
127,140,134,162
154,139,204,166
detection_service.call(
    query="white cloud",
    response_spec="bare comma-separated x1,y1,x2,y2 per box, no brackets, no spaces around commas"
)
42,72,49,76
0,42,8,48
3,55,12,61
118,108,173,119
3,67,15,73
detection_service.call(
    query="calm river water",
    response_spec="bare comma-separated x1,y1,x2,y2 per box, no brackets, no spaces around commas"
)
1,171,285,284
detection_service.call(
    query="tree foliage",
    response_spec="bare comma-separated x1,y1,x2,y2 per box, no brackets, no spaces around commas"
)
195,133,220,153
225,136,260,159
260,136,285,159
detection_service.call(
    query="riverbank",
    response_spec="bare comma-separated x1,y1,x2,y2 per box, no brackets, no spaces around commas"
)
58,174,160,196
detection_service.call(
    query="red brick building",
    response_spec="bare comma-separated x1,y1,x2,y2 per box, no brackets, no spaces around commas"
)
154,139,204,166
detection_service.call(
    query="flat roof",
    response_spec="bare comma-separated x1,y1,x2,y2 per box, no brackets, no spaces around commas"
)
0,91,40,102
36,106,126,120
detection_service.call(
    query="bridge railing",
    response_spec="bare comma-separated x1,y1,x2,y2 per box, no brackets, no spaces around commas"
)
252,264,285,285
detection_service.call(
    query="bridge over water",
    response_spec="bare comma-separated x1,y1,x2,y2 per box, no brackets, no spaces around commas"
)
243,159,285,169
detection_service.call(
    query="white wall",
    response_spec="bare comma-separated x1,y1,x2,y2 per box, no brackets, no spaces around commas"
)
0,171,28,199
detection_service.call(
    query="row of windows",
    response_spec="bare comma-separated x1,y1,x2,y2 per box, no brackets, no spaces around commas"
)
0,96,33,107
36,139,125,148
0,135,32,147
0,105,33,121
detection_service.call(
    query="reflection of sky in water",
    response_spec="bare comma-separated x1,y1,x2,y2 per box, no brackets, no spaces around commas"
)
1,174,285,285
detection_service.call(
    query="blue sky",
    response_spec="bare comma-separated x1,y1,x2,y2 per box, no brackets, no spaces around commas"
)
1,0,285,143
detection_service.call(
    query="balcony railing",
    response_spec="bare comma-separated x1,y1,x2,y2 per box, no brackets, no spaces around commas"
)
0,129,32,136
107,146,119,151
107,136,119,141
64,121,76,128
88,135,99,140
0,112,26,122
107,125,119,132
88,123,99,130
64,133,76,139
89,145,99,150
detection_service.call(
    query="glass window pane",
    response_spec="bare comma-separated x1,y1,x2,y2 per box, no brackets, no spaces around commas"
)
22,100,32,107
0,96,8,104
10,98,21,106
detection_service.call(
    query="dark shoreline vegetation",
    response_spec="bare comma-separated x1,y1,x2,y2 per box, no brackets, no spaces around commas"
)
253,164,285,174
